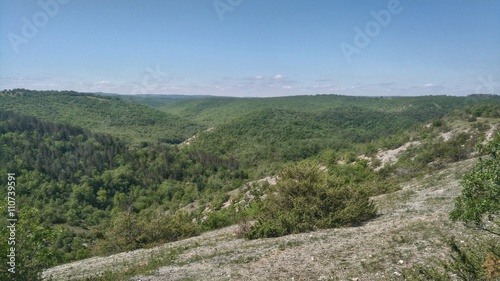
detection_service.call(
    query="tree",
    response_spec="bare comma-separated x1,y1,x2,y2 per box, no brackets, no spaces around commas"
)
92,207,141,255
0,206,61,281
451,133,500,235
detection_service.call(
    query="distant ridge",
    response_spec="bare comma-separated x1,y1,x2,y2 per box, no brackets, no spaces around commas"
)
0,89,203,144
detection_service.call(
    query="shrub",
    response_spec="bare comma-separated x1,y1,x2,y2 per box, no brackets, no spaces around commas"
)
201,207,237,231
92,209,199,255
450,133,500,234
245,162,377,239
234,219,251,238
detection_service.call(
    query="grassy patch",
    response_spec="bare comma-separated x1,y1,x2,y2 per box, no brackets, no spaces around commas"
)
76,246,185,281
278,240,304,251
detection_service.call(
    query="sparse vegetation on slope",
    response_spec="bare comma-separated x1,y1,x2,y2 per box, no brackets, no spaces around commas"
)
399,134,500,280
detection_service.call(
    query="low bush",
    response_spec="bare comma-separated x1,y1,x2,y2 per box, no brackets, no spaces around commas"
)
245,162,377,239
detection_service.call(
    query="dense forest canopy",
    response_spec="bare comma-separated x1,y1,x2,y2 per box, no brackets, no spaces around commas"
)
159,93,500,126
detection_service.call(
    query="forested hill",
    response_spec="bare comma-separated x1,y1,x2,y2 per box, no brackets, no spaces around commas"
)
159,94,500,126
0,109,246,274
0,89,203,144
180,94,500,175
120,94,209,108
2,90,499,147
191,107,422,166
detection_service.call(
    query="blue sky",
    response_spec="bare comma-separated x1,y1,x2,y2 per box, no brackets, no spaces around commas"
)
1,0,499,97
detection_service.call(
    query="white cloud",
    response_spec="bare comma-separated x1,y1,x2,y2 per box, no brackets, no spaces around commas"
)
0,74,475,98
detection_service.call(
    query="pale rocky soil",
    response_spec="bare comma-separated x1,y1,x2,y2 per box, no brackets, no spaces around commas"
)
483,124,498,144
364,120,499,170
43,158,496,281
373,141,421,169
180,127,214,146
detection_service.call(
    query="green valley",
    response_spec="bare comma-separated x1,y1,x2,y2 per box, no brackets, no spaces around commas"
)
0,89,499,280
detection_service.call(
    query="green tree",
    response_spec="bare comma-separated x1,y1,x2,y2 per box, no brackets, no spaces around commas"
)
0,206,61,281
102,208,141,254
96,188,108,207
451,133,500,235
